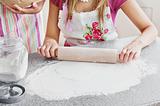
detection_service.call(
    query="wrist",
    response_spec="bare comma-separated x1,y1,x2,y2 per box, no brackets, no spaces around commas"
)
46,35,59,42
134,36,147,49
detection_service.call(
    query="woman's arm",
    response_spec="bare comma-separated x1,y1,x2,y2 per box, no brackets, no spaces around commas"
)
1,0,45,14
119,0,158,63
37,1,60,58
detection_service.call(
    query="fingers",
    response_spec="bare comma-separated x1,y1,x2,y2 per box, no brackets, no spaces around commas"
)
1,0,44,14
44,43,58,58
11,0,44,14
119,48,140,63
2,2,25,14
123,49,131,63
40,45,46,57
44,44,52,58
37,39,58,59
25,0,45,13
1,2,21,14
32,2,38,8
50,46,58,58
13,4,35,14
13,4,24,14
119,48,127,61
128,52,135,62
26,1,44,13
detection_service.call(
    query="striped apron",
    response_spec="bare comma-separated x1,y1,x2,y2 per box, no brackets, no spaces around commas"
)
0,4,44,53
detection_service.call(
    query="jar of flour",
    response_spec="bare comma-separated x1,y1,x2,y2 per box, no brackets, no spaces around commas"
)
0,37,28,82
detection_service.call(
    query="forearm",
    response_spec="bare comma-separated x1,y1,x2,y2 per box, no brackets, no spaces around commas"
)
134,24,158,48
45,1,60,43
121,0,158,49
46,33,60,43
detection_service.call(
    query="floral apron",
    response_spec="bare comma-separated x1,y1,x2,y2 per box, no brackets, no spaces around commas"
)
58,3,118,47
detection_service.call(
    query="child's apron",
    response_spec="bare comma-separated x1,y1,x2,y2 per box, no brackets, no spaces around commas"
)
58,3,118,47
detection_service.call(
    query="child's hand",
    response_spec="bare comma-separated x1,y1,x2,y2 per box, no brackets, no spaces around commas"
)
37,37,58,58
119,40,143,63
1,0,45,14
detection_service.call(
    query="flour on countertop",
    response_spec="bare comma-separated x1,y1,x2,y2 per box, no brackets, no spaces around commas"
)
25,59,157,100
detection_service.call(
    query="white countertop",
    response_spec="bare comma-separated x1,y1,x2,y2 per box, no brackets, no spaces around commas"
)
7,36,160,106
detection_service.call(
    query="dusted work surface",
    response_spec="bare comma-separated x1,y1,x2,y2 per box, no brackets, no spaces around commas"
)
1,36,160,106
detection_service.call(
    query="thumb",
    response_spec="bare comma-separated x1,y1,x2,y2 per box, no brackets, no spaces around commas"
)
32,2,38,8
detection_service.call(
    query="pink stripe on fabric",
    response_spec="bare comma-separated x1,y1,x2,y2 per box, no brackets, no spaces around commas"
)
35,14,41,47
3,6,10,34
23,17,31,53
16,14,21,37
0,18,4,37
12,13,18,36
13,14,20,37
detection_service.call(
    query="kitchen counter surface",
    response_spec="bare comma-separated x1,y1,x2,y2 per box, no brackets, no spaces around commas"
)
1,37,160,106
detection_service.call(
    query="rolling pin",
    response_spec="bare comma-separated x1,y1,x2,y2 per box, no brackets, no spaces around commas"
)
0,0,42,7
57,47,119,63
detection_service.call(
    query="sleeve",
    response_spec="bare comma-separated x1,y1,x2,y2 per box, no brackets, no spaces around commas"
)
109,0,127,13
50,0,64,10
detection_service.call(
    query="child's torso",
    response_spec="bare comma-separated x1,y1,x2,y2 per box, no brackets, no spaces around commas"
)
58,3,118,46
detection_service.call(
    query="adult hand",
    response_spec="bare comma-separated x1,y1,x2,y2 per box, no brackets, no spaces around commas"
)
1,0,45,14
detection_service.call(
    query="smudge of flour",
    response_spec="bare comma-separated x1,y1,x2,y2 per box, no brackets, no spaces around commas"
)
25,59,157,100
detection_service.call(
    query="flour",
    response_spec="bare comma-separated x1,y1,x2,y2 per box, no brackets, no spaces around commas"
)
0,38,28,82
25,36,159,100
0,49,28,82
25,59,157,100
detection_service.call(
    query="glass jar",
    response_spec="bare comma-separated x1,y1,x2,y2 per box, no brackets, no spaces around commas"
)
0,37,28,82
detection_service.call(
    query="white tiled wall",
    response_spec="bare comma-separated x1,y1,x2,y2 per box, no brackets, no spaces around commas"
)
116,0,160,37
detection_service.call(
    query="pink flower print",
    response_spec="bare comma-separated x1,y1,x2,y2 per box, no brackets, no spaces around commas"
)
106,13,111,19
92,29,102,37
104,28,109,34
84,22,107,41
92,22,99,28
93,34,101,40
92,29,103,40
84,33,92,40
